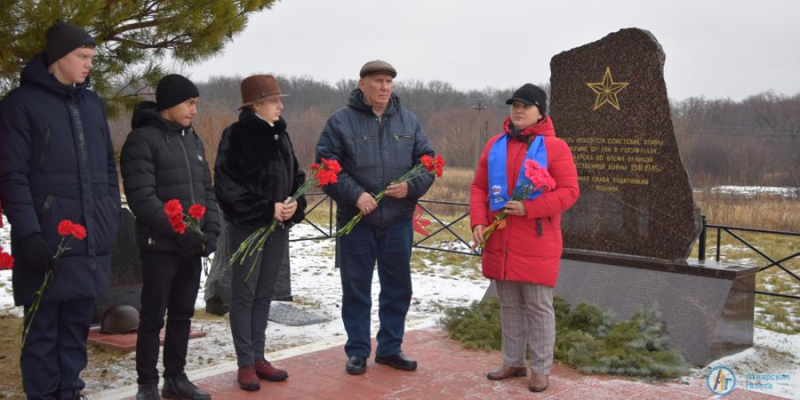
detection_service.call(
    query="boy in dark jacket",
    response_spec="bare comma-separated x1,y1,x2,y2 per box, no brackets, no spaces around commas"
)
120,74,219,400
0,21,121,400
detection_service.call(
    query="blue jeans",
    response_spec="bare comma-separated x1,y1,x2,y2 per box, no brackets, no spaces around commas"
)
338,219,413,358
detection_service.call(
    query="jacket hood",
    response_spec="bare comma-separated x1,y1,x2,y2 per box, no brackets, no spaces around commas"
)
20,53,90,99
503,115,555,138
131,100,188,133
238,108,287,133
347,88,400,116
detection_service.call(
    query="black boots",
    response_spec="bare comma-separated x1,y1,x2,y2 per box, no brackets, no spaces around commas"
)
162,374,211,400
136,384,160,400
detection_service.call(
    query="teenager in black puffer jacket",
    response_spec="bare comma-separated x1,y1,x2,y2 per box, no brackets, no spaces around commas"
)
214,75,305,392
120,74,218,400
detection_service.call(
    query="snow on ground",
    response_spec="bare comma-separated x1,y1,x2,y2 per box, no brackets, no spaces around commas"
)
2,215,798,398
694,328,800,399
0,221,488,392
694,185,799,199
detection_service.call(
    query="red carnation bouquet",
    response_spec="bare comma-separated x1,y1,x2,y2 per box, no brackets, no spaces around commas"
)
22,219,87,345
165,200,210,273
475,159,556,250
230,159,342,281
338,154,444,236
164,199,206,236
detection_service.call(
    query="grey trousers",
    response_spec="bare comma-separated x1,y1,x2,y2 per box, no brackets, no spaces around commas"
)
228,223,288,367
496,280,555,375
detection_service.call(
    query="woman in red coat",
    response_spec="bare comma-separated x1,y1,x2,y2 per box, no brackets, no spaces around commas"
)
469,84,579,392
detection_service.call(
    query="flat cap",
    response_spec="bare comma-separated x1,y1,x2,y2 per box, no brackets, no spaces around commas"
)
359,60,397,78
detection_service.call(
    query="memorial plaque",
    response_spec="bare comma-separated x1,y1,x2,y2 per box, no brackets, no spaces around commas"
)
550,28,701,261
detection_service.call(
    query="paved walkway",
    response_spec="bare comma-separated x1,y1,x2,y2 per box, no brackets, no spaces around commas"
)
97,327,784,399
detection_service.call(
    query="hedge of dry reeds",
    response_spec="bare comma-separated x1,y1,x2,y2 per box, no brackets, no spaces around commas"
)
694,190,799,232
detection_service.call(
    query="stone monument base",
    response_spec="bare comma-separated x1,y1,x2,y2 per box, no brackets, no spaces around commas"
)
483,250,757,366
555,250,757,366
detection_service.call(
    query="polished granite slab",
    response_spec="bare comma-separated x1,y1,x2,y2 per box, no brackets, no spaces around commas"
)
550,28,701,261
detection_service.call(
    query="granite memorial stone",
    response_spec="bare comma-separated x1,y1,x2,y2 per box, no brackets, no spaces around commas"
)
550,28,701,261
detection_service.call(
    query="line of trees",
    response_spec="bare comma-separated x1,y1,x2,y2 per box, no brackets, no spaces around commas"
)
106,75,799,189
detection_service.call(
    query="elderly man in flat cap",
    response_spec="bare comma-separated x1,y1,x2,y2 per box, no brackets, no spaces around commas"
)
316,60,436,375
0,21,120,399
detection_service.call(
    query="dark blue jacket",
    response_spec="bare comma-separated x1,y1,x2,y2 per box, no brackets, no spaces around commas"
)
316,89,435,226
0,54,121,305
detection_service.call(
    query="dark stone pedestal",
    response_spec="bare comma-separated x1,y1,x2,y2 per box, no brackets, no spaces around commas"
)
555,251,757,366
94,209,142,322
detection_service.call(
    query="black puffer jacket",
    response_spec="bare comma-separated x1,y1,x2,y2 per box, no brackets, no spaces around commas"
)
120,101,220,253
215,109,306,228
316,89,435,226
0,53,120,305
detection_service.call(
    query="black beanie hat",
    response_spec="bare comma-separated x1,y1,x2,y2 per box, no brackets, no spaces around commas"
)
156,74,200,111
506,83,548,115
45,21,95,66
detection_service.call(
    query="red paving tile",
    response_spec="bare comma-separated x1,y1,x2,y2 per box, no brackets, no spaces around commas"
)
115,327,788,399
87,327,206,352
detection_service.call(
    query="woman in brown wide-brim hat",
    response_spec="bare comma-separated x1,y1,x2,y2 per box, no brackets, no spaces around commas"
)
213,74,306,392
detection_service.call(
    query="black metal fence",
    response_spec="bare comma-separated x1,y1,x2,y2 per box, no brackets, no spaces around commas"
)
698,215,800,300
297,194,799,300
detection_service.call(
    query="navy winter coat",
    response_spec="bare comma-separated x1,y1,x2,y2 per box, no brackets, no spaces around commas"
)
316,89,435,226
0,54,121,305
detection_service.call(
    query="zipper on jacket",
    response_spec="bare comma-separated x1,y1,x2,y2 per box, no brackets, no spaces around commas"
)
536,218,543,236
377,116,385,221
178,129,196,203
38,126,52,166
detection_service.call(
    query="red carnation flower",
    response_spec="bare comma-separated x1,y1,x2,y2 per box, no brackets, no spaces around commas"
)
188,204,206,220
421,155,435,172
434,154,445,178
165,199,183,217
314,158,342,187
70,223,87,240
172,221,187,235
0,246,13,270
57,220,74,236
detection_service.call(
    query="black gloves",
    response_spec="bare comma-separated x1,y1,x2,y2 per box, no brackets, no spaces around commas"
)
175,231,205,257
202,232,218,257
17,234,56,273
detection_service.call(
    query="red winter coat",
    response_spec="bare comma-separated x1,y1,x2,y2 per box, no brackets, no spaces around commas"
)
469,116,579,287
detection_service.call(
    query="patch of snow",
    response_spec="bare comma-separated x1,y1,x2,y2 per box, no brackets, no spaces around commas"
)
696,328,800,399
694,186,798,199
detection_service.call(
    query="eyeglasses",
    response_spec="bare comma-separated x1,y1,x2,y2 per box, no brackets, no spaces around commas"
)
510,101,535,110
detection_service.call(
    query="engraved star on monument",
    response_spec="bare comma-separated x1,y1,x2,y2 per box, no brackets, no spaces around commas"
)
586,67,629,111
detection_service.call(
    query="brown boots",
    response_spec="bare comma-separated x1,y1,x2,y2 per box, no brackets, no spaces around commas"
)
528,372,549,392
486,365,527,380
486,365,549,392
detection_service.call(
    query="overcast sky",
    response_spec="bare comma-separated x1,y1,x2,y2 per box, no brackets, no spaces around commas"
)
187,0,800,101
